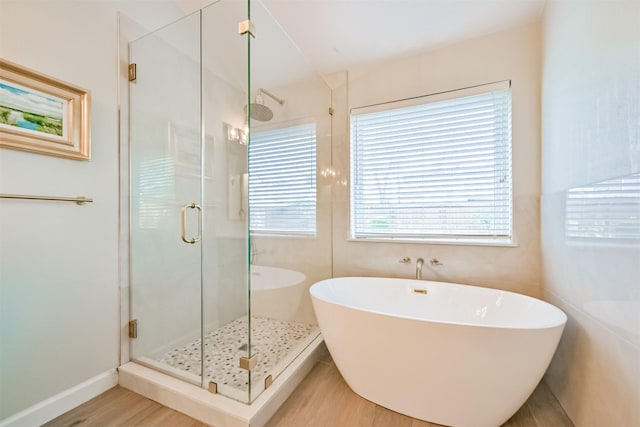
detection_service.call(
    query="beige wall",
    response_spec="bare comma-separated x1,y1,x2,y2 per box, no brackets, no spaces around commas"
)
331,23,543,297
540,1,640,426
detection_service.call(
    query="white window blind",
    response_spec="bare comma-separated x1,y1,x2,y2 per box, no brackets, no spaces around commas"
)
350,82,512,243
249,123,317,235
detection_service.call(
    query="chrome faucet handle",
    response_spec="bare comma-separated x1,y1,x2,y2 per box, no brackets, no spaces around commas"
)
399,257,411,263
430,258,443,266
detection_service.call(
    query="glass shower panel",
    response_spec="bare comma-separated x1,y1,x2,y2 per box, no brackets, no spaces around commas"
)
200,0,251,403
247,1,332,403
129,12,203,385
127,0,329,404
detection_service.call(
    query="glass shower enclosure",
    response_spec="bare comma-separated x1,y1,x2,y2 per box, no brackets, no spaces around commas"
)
128,0,330,404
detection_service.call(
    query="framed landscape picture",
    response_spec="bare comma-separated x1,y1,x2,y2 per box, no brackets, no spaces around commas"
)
0,58,90,160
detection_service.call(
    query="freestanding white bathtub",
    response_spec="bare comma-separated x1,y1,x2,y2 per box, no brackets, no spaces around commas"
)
251,265,306,321
310,277,567,427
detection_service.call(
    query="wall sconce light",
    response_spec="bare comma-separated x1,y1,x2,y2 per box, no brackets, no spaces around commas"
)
228,126,248,145
228,127,239,141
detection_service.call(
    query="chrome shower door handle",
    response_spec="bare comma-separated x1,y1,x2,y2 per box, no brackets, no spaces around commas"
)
181,202,202,244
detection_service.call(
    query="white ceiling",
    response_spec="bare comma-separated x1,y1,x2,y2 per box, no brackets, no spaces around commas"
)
259,0,546,74
177,0,546,76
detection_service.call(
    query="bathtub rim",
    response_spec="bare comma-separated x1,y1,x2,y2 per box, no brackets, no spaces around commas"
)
310,276,567,331
250,264,306,291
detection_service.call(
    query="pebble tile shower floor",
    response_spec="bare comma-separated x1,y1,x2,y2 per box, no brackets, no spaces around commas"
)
158,317,316,391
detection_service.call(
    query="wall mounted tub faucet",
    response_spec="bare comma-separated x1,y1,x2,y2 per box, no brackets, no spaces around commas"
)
416,258,424,280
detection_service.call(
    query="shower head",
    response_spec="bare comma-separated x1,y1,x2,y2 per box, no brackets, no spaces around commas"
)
247,97,274,121
244,88,284,122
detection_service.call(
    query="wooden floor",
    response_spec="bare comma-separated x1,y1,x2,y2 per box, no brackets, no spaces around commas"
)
265,356,573,427
43,386,206,427
46,357,573,427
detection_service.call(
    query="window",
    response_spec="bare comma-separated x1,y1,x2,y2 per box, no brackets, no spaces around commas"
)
249,123,317,236
350,81,512,244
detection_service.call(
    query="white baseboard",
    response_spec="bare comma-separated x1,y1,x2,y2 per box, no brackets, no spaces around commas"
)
0,369,118,427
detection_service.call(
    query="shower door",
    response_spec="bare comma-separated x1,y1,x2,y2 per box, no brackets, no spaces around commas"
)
129,11,205,387
129,2,254,403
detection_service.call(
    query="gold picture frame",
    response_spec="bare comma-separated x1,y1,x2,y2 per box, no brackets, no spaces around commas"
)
0,58,90,160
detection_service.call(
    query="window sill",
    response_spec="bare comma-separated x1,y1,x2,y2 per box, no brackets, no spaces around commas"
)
348,236,518,247
251,232,317,239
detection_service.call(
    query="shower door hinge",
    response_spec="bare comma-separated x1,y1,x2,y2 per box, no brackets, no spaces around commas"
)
128,63,137,82
329,107,335,116
128,319,138,339
238,20,256,38
239,354,258,371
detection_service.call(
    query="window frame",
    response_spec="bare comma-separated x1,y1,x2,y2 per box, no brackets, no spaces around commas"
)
349,81,515,246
